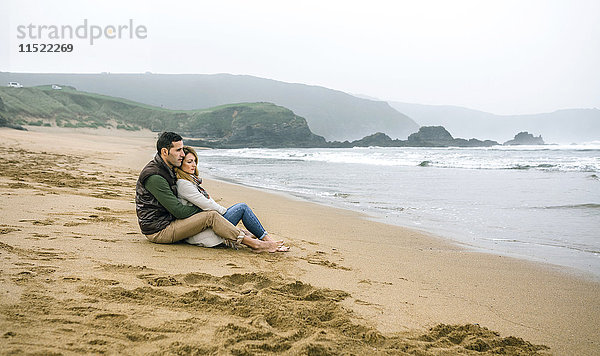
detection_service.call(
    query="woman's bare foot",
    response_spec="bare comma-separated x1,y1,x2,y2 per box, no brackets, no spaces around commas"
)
261,234,289,251
261,233,277,242
251,239,288,253
238,232,289,252
276,244,290,252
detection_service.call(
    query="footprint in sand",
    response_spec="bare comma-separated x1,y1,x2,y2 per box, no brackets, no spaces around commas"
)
304,251,351,271
358,279,396,286
137,273,181,287
0,227,21,234
18,219,54,226
100,263,149,272
92,238,119,243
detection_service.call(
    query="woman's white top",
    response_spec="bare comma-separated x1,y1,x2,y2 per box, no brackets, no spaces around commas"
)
176,178,227,247
176,179,227,215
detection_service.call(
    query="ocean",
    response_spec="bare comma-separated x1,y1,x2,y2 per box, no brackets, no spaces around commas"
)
192,144,600,279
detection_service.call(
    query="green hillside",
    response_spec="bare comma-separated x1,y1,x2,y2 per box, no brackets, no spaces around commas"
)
0,86,326,148
0,72,420,141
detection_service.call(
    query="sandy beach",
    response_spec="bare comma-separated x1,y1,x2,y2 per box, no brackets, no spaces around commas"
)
1,127,598,355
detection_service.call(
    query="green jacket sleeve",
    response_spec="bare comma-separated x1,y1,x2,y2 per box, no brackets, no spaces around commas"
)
145,175,200,219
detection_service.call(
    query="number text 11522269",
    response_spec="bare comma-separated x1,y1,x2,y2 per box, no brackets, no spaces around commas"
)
18,44,74,52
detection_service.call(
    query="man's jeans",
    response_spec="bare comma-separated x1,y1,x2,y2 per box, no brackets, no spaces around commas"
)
223,203,267,239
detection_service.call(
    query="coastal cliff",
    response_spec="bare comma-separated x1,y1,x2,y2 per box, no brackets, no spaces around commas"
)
0,86,326,148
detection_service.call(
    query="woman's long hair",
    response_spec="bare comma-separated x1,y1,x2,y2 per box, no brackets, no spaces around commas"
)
174,146,199,183
175,146,211,199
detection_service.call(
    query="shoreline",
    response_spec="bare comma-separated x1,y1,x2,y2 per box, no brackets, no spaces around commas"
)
196,155,600,283
1,127,599,355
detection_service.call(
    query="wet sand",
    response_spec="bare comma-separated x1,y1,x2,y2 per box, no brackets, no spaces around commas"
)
0,127,598,355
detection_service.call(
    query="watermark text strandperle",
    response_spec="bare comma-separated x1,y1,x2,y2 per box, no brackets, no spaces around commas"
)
17,19,148,45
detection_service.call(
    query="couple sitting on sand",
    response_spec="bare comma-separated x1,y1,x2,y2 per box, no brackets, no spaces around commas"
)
135,132,289,252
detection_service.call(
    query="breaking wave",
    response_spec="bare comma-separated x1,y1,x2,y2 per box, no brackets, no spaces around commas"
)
194,146,600,173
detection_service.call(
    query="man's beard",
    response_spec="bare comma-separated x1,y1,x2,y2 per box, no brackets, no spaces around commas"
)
168,155,182,168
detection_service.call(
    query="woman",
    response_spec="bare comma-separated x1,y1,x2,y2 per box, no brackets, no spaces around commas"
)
175,146,289,252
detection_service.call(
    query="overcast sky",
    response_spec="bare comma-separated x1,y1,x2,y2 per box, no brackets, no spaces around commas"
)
1,0,599,115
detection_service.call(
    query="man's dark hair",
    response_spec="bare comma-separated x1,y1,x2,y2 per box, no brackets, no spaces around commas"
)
156,132,183,152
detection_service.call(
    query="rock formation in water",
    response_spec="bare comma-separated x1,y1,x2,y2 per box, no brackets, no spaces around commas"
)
503,132,545,145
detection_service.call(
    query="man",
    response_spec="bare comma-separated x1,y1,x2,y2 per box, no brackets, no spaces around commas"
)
136,132,284,252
